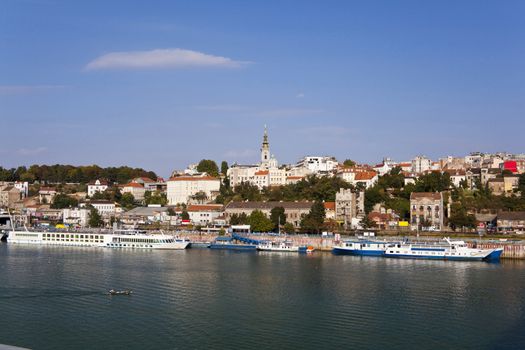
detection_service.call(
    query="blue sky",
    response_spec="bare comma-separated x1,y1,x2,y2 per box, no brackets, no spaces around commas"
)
1,0,523,177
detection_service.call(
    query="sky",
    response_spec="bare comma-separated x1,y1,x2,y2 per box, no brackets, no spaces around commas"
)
1,0,524,177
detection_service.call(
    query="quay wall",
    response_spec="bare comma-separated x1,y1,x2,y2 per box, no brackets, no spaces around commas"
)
178,232,525,259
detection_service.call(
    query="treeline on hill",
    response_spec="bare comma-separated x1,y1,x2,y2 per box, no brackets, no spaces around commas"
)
0,164,157,184
215,175,354,204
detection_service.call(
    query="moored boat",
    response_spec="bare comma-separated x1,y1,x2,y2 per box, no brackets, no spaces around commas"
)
257,240,303,252
384,237,503,261
7,229,190,250
332,239,391,256
209,236,257,251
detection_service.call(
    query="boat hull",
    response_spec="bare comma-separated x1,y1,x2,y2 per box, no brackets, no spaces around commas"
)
209,244,257,251
332,247,384,256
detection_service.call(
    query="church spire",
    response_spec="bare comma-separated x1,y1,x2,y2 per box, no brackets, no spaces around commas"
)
261,125,270,167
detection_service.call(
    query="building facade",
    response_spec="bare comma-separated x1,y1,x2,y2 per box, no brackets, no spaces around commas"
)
410,192,444,231
167,175,220,205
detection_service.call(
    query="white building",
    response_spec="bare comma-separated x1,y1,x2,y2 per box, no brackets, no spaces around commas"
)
167,175,220,205
121,182,146,201
187,204,224,225
296,156,338,174
228,126,286,189
14,181,29,198
88,179,109,197
62,208,90,227
411,156,433,174
80,201,116,217
336,168,378,189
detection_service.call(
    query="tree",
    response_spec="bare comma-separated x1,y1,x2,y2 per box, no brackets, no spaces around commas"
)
282,223,296,234
300,201,326,233
88,207,103,228
359,215,376,229
448,203,477,231
221,161,229,176
181,210,190,221
119,192,135,210
145,191,168,206
51,193,78,209
167,207,176,216
191,191,208,204
270,206,286,232
247,210,274,232
343,159,356,167
229,213,248,225
196,159,219,177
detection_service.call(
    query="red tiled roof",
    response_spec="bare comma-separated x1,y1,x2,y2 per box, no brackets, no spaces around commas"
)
255,170,269,176
286,176,303,180
410,192,442,200
324,202,335,210
355,171,377,181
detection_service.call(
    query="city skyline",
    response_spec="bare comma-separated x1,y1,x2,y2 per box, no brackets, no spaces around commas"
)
1,0,524,177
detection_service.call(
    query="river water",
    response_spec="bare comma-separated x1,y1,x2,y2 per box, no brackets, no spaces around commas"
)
0,244,524,349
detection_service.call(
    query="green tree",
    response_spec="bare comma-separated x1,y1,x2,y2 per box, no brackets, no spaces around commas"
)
220,161,229,176
196,159,219,177
229,212,248,225
167,207,176,216
191,191,208,204
270,206,286,232
282,222,296,234
247,210,274,232
359,215,376,229
181,210,190,220
88,207,103,227
145,191,168,206
119,192,135,210
448,203,477,231
343,159,356,167
300,201,326,233
51,193,78,209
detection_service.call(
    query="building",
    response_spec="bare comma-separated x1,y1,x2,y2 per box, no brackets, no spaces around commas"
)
224,201,315,228
38,187,57,204
324,202,336,221
296,156,338,174
336,167,378,189
445,169,467,188
121,182,146,201
227,126,286,189
14,181,29,197
119,205,170,227
409,192,444,231
0,186,23,208
81,200,116,217
87,179,109,197
335,188,365,229
62,208,90,227
411,156,432,174
167,175,220,205
487,178,505,196
187,204,224,225
497,211,525,233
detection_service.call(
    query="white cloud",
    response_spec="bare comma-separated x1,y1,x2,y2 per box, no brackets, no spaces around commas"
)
296,92,305,98
85,48,250,70
0,85,65,95
16,147,48,156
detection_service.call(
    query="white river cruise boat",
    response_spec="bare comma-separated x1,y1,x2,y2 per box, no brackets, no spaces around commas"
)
7,229,190,250
384,237,503,261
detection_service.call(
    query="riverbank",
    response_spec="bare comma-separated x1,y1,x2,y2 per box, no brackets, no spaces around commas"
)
177,232,525,259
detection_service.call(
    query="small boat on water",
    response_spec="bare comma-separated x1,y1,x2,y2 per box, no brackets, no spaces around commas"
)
384,237,503,261
108,289,132,296
332,239,391,256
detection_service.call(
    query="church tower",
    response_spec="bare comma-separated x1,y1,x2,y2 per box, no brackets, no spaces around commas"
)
260,125,270,168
